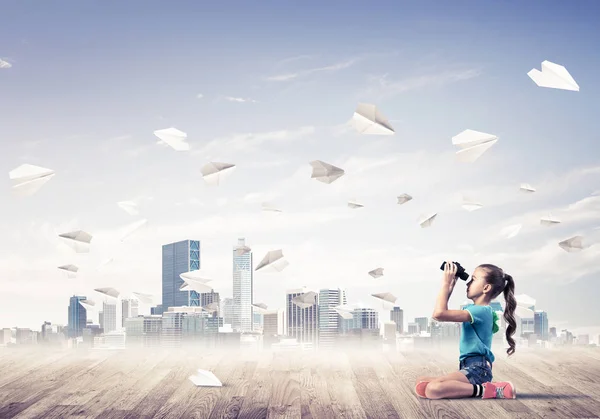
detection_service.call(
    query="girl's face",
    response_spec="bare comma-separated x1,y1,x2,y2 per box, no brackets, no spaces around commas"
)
466,267,490,299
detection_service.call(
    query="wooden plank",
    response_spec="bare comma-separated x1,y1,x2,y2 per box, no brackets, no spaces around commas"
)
207,359,258,418
266,351,302,419
323,352,368,419
298,351,335,419
236,351,275,419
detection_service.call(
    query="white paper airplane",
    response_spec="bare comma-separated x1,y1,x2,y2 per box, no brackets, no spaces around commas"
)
58,264,79,278
520,183,536,193
527,60,579,92
397,194,413,205
351,103,395,135
558,236,584,252
79,300,96,311
540,215,561,226
153,127,190,151
120,219,148,242
261,203,282,213
500,224,522,239
179,270,214,284
252,303,269,314
117,201,139,216
132,292,153,304
310,160,345,184
292,291,318,309
9,164,56,197
419,213,437,228
348,199,364,209
371,292,397,304
201,162,236,186
0,59,12,69
94,287,120,299
180,280,214,293
452,129,498,163
58,230,93,253
189,369,222,387
462,197,483,212
255,249,289,272
368,268,384,278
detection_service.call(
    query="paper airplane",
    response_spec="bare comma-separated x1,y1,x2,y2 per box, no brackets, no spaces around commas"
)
58,230,93,253
452,129,498,163
252,303,269,314
397,194,413,205
153,127,190,151
0,59,11,69
79,300,96,311
201,162,236,186
527,60,579,92
292,291,318,309
58,264,79,278
261,203,282,212
310,160,345,184
351,103,395,135
202,302,219,313
9,164,55,197
368,268,384,278
179,270,213,284
462,197,483,212
180,279,213,294
348,199,364,209
371,292,397,304
419,213,437,228
94,287,120,299
514,294,535,318
255,249,289,272
117,201,139,216
234,244,252,256
500,224,522,239
132,292,153,304
540,215,561,226
520,183,536,193
559,236,584,252
120,219,148,242
189,369,222,387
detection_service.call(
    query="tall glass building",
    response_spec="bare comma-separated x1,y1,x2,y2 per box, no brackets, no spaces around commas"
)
67,295,87,338
232,238,253,332
162,240,201,311
318,288,346,350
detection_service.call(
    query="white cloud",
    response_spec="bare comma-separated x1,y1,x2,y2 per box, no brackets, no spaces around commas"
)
0,59,12,69
265,58,358,82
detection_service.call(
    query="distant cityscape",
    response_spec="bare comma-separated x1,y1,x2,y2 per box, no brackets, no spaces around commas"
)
1,238,597,351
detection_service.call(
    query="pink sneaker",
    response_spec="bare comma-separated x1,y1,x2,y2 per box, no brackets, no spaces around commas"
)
482,381,516,399
415,381,429,398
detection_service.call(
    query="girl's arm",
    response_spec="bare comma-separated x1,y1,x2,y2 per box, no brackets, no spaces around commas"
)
432,261,472,323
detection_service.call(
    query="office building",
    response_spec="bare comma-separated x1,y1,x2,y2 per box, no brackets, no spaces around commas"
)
232,238,253,332
534,310,549,341
162,239,201,311
102,302,117,333
318,288,346,350
286,288,318,348
122,299,139,327
68,295,87,338
390,307,404,334
415,317,429,334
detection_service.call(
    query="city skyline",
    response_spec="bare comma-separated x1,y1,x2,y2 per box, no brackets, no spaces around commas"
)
1,1,600,341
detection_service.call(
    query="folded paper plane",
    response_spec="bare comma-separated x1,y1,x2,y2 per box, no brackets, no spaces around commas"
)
559,236,583,252
368,268,384,278
452,129,498,163
292,291,318,309
202,302,219,313
371,292,397,304
252,303,269,314
9,164,56,197
419,213,437,228
59,230,93,253
462,197,483,212
520,183,536,193
501,224,522,239
201,162,236,186
527,60,579,92
117,201,139,216
132,292,153,304
261,203,282,212
255,249,289,272
79,300,96,311
397,194,413,205
180,279,214,294
0,59,11,69
310,160,345,184
179,270,213,284
348,199,364,209
189,369,222,387
58,264,79,278
351,103,395,135
154,127,190,151
540,215,561,226
94,287,120,299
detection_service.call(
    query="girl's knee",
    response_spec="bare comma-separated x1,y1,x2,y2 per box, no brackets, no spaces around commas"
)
425,381,443,399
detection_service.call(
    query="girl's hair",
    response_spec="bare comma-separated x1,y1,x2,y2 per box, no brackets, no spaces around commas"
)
478,264,517,357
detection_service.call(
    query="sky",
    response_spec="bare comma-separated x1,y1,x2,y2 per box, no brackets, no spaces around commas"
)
1,1,600,344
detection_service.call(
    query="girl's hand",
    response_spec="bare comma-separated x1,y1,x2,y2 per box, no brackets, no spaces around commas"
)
442,260,458,293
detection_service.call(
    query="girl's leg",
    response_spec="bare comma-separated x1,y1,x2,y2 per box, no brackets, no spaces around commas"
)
425,371,475,399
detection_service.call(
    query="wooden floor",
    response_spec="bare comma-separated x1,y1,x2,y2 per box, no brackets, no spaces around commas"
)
0,346,599,419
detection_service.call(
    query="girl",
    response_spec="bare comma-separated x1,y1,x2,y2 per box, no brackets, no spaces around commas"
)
414,261,517,400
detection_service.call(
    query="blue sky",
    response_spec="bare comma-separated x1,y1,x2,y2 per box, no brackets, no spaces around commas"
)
1,1,599,344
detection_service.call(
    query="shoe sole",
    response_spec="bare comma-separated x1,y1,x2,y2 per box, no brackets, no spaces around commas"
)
415,381,429,398
505,381,516,399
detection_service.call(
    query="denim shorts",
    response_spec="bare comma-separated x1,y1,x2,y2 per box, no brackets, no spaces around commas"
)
459,355,493,385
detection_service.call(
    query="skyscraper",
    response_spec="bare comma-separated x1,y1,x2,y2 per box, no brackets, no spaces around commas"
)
232,238,253,332
415,317,429,334
162,240,201,310
286,288,318,348
534,310,549,341
318,288,346,350
390,306,404,333
103,302,117,333
122,299,139,327
67,296,87,338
